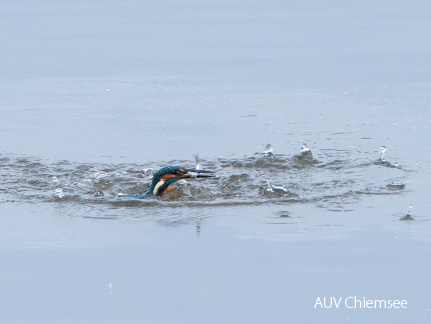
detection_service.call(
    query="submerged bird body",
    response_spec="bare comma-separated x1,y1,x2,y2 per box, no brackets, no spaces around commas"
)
130,166,214,198
148,166,189,196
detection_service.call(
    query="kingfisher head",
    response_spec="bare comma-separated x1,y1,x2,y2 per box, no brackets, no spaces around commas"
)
148,166,215,196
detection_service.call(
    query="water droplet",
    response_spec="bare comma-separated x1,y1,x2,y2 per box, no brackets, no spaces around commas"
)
301,144,311,153
264,144,273,155
266,180,288,194
380,146,387,161
387,181,405,190
142,168,153,176
94,171,108,179
54,188,64,199
266,180,274,193
177,179,187,185
194,154,201,170
400,206,414,221
264,144,274,159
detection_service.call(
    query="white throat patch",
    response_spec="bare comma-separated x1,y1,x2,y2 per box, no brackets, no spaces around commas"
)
153,180,165,195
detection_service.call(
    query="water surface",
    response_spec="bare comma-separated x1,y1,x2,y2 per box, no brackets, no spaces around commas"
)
1,0,431,323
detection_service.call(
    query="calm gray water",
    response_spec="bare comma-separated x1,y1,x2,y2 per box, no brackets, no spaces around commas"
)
1,1,431,323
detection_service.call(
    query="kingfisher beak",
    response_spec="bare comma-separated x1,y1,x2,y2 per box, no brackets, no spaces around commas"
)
184,169,215,178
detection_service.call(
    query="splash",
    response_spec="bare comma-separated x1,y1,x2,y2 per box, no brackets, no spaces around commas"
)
265,180,289,195
194,154,201,170
264,144,274,158
54,188,64,199
380,146,387,161
0,148,409,212
400,205,414,221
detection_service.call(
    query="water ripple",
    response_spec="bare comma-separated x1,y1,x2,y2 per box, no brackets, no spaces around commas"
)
0,150,409,213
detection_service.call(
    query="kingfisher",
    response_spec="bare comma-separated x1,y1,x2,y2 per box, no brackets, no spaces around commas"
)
123,166,215,198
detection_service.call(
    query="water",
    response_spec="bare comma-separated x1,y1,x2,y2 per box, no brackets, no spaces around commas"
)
1,0,431,323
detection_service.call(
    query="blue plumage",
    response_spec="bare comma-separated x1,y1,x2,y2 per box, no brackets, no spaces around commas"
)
123,165,215,198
